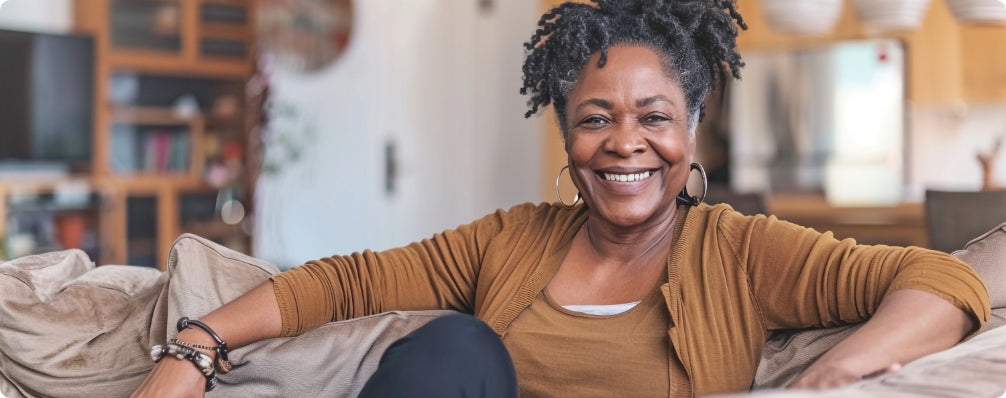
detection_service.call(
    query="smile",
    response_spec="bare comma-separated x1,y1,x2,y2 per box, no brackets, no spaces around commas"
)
601,171,653,182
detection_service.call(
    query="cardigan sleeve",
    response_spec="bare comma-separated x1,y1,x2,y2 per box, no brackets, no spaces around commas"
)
727,212,991,331
269,207,512,337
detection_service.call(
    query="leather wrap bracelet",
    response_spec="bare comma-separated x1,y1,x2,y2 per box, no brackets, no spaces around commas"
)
177,317,232,373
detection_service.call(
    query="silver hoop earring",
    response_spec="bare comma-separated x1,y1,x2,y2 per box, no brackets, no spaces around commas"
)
676,162,708,206
555,165,582,208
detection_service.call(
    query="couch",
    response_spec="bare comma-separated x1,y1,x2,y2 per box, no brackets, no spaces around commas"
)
2,222,1005,397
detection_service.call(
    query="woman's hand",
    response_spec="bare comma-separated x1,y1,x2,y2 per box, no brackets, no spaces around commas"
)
131,281,285,397
131,356,208,398
787,362,900,390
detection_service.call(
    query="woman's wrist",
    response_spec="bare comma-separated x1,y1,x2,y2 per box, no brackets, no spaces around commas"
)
176,317,232,373
150,343,218,391
176,328,218,352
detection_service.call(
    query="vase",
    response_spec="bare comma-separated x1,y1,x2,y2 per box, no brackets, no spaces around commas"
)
945,0,1006,24
762,0,844,35
853,0,932,30
54,214,87,250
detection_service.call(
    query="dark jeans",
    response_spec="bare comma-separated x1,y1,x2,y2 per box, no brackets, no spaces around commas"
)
358,313,518,398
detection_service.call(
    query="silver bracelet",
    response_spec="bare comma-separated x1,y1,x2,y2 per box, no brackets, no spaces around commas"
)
150,343,218,391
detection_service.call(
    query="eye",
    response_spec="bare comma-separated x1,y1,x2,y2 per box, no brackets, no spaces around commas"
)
641,113,672,125
578,115,610,129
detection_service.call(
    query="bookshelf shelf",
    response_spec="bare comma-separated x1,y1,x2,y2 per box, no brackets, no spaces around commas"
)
65,0,255,269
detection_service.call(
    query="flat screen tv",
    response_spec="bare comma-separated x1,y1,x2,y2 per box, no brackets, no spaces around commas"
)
0,29,94,173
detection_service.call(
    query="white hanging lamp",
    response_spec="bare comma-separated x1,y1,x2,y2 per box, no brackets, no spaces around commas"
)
945,0,1006,24
852,0,932,30
762,0,844,35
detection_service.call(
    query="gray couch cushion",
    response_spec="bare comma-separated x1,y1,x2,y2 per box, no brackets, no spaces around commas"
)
163,233,453,397
952,221,1006,308
0,250,167,398
0,234,449,398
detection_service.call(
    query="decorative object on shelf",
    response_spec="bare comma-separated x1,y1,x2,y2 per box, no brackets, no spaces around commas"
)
256,0,354,74
54,214,87,250
977,137,1003,191
172,95,200,119
152,3,181,35
946,0,1006,24
853,0,932,30
762,0,844,35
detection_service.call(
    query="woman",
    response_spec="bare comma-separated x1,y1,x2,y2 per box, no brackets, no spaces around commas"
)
134,0,990,397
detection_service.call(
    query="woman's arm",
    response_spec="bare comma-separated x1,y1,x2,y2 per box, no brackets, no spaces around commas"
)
729,211,990,388
132,281,282,397
787,288,976,389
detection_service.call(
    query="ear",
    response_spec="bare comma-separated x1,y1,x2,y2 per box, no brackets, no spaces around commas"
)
688,135,697,159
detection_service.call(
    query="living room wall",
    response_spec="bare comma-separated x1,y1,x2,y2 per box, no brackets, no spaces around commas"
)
909,103,1006,197
253,0,543,267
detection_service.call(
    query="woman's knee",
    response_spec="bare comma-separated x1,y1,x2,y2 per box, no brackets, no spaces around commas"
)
360,313,517,398
411,313,501,353
380,313,511,368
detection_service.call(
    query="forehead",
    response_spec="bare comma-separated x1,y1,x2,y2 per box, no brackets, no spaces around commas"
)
570,45,683,104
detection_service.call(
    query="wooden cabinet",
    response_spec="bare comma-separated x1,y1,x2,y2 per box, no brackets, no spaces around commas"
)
736,0,1006,104
68,0,254,269
0,179,106,262
735,0,972,104
769,195,928,247
960,25,1006,102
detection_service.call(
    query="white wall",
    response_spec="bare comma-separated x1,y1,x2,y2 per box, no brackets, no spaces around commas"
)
907,102,1006,199
0,0,72,32
253,0,542,268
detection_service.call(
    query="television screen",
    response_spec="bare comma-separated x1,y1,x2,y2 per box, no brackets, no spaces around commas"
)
0,29,94,172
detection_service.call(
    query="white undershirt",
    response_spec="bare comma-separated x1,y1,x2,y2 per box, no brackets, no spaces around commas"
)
562,301,641,316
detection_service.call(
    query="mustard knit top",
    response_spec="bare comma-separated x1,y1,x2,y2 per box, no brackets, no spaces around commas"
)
271,202,990,397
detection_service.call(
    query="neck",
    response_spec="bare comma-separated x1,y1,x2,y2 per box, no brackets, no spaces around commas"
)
581,207,680,266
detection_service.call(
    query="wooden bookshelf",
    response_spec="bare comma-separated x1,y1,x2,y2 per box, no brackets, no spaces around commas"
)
66,0,255,269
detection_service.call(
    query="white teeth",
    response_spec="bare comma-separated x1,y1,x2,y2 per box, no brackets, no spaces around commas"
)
603,171,652,182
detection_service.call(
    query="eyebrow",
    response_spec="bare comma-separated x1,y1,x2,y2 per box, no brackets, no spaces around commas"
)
573,96,675,113
574,98,613,113
636,95,673,108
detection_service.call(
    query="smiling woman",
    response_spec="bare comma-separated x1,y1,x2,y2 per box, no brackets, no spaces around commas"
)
132,1,990,397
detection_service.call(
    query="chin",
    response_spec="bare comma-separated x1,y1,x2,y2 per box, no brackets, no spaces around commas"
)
594,203,662,228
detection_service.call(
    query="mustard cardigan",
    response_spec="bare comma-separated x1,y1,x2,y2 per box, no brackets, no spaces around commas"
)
272,202,990,397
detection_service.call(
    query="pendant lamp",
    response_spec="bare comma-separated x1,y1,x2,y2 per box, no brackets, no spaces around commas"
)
762,0,843,35
945,0,1006,24
852,0,932,30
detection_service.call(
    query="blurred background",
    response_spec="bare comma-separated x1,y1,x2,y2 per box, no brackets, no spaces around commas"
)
0,0,1004,269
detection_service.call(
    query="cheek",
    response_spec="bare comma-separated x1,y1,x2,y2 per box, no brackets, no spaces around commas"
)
565,134,597,164
651,133,692,163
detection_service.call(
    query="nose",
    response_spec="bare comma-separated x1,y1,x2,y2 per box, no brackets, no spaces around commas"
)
603,121,647,157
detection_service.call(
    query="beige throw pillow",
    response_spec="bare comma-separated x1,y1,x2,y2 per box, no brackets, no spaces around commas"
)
951,221,1006,309
0,250,166,398
0,234,450,398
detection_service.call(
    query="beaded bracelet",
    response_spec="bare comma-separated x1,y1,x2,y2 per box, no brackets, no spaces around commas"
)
150,343,218,391
177,317,232,373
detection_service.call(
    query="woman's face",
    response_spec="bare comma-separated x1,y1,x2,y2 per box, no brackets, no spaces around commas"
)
564,45,695,228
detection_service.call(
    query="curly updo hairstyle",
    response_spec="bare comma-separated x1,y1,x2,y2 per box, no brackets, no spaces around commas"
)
520,0,747,137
